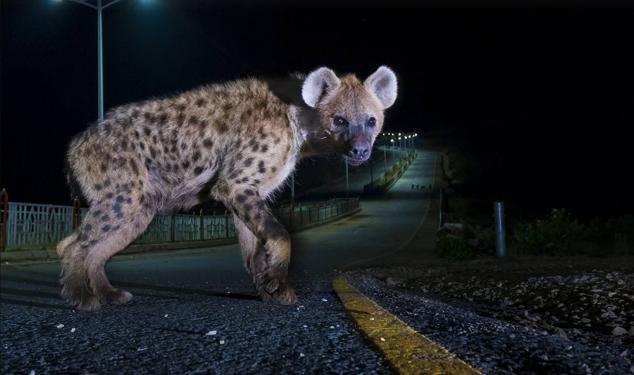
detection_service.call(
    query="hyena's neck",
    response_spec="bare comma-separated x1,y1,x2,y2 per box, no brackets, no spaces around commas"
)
287,105,328,159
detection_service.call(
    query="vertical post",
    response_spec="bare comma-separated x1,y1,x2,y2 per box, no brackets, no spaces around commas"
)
72,196,81,230
345,161,349,197
47,206,53,243
291,173,295,204
494,202,506,257
299,206,303,226
224,210,229,238
383,147,387,173
170,211,176,242
199,208,204,241
97,0,104,123
0,189,8,252
289,204,294,231
438,188,444,229
212,209,216,238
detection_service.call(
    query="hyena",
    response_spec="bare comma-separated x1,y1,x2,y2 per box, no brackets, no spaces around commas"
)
58,66,398,310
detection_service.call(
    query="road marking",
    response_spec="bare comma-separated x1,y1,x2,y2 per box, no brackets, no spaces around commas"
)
333,275,482,375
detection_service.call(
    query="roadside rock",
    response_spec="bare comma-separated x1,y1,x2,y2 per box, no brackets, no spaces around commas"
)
612,326,627,336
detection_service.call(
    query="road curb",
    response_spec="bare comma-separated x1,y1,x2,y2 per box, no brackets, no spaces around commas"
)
332,275,482,375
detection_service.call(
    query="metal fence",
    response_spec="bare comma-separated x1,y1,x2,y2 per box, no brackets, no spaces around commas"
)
0,189,360,251
274,198,360,230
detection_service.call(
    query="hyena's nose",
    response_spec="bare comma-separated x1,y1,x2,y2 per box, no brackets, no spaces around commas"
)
350,144,370,159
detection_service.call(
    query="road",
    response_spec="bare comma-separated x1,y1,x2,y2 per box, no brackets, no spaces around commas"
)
297,146,411,199
0,151,437,374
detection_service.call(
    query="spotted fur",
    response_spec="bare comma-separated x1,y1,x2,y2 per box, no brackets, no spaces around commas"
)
58,66,398,310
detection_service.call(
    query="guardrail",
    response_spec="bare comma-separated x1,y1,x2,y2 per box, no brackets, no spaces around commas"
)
275,198,360,231
363,150,417,194
0,188,360,251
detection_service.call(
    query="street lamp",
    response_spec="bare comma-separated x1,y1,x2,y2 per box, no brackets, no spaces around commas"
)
290,173,295,204
53,0,144,123
345,161,349,197
383,145,387,172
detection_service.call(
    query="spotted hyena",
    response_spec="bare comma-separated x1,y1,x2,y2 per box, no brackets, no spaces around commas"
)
58,66,398,310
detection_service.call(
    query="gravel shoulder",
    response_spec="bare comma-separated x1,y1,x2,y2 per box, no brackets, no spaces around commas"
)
348,255,634,374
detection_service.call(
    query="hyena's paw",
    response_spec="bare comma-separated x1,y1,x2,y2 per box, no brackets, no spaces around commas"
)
272,283,297,305
258,280,297,305
102,289,134,305
61,284,101,311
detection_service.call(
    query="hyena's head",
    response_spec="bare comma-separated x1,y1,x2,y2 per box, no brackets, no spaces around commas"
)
302,66,398,166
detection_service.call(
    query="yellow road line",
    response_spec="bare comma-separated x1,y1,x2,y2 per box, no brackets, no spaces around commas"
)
333,275,482,375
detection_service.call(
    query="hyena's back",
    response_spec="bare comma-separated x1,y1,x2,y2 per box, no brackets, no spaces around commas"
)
66,78,292,211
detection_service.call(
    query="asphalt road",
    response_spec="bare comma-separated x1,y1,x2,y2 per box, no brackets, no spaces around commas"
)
297,146,411,199
0,151,436,374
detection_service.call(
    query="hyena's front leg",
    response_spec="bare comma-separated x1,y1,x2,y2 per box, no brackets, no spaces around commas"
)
229,189,296,305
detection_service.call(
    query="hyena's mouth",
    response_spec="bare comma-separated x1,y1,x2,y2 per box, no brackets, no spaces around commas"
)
344,155,368,166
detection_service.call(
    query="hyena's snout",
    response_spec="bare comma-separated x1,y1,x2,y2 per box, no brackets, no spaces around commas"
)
348,141,371,160
345,139,373,166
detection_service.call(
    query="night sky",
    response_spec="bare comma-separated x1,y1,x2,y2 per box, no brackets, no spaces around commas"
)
1,0,633,216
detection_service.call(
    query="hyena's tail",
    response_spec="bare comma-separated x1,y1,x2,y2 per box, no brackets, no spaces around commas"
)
57,232,79,258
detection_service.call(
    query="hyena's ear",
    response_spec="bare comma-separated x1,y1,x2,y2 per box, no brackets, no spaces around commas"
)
365,66,398,109
302,67,341,108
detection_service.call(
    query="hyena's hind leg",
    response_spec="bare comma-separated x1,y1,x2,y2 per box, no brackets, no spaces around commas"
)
59,199,155,310
58,230,97,309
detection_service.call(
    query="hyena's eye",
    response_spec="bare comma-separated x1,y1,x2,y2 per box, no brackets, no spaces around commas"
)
366,117,377,128
333,116,349,127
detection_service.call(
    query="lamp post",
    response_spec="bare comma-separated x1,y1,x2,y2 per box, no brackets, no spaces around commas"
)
290,173,295,204
383,146,387,172
345,161,349,197
369,157,373,185
53,0,139,123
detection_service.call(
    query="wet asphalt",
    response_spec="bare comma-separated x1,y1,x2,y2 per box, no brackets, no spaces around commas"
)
0,151,436,374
